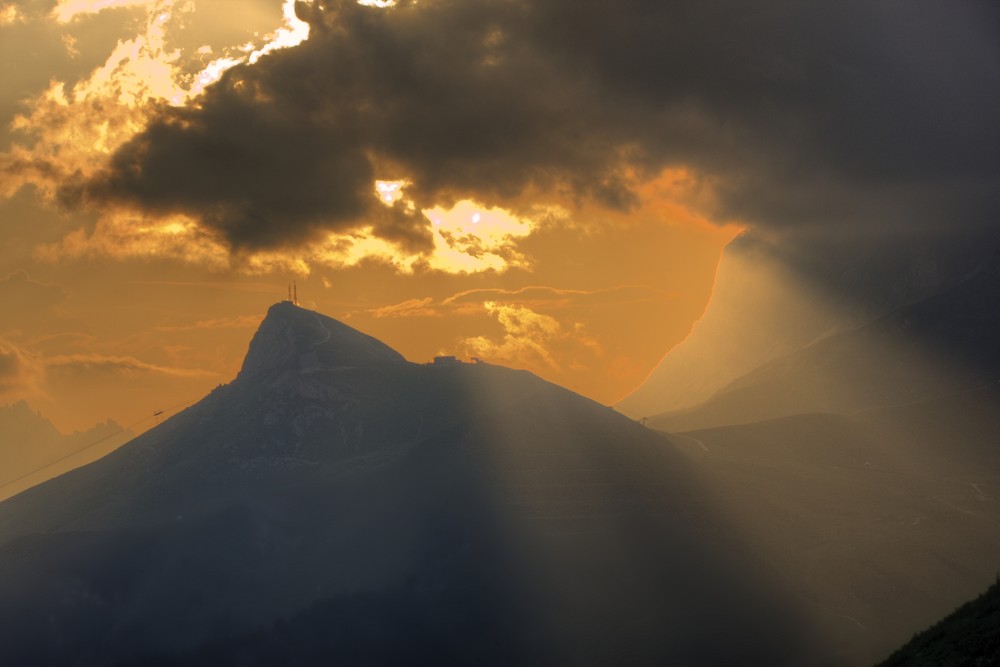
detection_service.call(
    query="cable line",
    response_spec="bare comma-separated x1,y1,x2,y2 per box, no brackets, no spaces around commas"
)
0,395,202,493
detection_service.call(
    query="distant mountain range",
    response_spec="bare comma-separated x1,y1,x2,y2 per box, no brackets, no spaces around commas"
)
617,232,1000,664
0,302,820,666
5,227,997,666
618,230,998,421
0,401,132,501
650,246,1000,431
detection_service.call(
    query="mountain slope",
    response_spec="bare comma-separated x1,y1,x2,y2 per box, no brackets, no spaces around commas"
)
876,578,1000,667
0,401,132,501
618,230,994,419
0,302,817,666
651,251,1000,431
659,386,1000,665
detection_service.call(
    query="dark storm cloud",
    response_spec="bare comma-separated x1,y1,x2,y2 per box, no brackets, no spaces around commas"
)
74,0,1000,250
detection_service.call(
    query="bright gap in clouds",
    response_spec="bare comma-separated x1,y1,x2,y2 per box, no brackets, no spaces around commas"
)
41,197,541,277
247,0,310,64
374,180,410,207
373,180,540,274
424,201,535,274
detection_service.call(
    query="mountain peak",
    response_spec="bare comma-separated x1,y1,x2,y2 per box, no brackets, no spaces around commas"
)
238,301,407,380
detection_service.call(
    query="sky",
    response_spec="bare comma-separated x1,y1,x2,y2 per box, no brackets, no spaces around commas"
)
1,0,998,435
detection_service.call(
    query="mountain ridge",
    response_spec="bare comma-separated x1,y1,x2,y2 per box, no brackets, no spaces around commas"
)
648,250,1000,431
619,230,998,420
0,400,132,502
238,301,408,381
0,303,816,666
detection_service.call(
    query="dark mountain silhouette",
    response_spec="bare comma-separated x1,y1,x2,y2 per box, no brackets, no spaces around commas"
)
0,401,132,501
0,302,818,666
659,386,1000,665
650,250,1000,432
876,577,1000,667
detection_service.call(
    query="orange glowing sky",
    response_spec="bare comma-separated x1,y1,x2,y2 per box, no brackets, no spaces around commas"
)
0,0,741,434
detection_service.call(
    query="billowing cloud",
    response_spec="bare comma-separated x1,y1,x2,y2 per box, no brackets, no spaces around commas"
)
4,2,199,200
36,0,995,258
62,0,633,253
2,0,997,289
36,197,540,274
1,0,308,201
460,302,603,371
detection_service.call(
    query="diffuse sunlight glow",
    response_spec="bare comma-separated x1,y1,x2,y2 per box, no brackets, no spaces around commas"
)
373,179,538,274
52,0,154,23
247,0,311,64
424,200,534,274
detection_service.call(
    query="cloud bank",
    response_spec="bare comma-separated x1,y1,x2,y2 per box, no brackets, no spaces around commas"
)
56,0,998,256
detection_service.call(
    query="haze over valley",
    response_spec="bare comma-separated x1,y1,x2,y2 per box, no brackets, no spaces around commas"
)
1,0,998,664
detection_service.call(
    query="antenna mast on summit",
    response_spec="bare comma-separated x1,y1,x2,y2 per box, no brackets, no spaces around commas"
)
293,280,298,305
287,283,292,302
